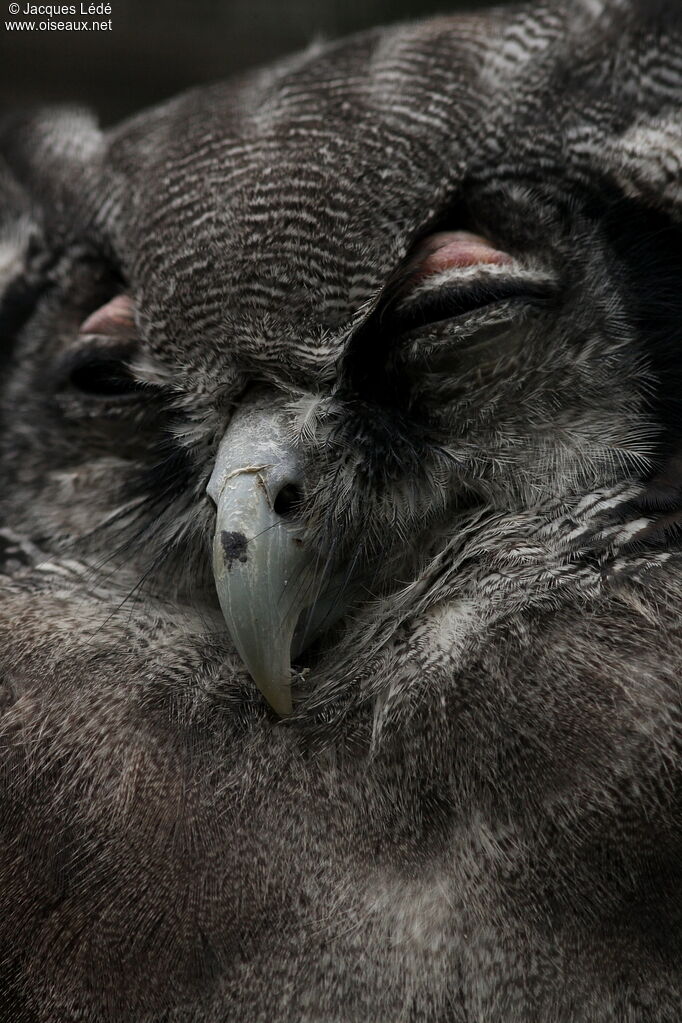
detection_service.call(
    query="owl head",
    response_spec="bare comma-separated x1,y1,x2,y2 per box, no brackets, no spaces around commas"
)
1,0,681,726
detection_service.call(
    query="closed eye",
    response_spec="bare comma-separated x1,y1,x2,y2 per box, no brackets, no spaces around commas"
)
55,292,151,403
344,230,557,399
387,270,556,333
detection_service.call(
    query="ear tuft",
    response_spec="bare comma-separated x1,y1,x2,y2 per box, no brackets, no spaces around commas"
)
0,107,103,235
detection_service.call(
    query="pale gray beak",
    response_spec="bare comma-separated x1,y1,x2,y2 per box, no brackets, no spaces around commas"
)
207,395,340,716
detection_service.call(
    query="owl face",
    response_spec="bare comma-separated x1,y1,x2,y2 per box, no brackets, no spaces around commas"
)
1,2,681,720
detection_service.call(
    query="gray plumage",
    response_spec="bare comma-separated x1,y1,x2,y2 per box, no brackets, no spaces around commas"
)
1,1,682,1019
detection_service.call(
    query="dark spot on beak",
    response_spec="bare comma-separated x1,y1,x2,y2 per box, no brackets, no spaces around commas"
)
221,531,248,570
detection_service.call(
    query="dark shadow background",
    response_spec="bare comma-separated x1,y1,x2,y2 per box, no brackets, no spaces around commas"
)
0,0,500,126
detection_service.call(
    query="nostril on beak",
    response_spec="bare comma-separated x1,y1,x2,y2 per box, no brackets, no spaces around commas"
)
273,482,303,519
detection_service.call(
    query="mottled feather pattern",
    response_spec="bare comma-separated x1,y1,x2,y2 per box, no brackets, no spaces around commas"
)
1,1,682,1020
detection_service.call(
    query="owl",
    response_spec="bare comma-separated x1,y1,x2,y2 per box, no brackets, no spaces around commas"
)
1,0,682,1019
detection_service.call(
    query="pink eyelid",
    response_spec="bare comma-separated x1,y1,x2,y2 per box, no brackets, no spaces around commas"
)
408,230,513,280
79,294,136,338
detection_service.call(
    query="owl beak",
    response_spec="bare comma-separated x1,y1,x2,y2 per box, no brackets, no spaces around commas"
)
206,396,331,716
